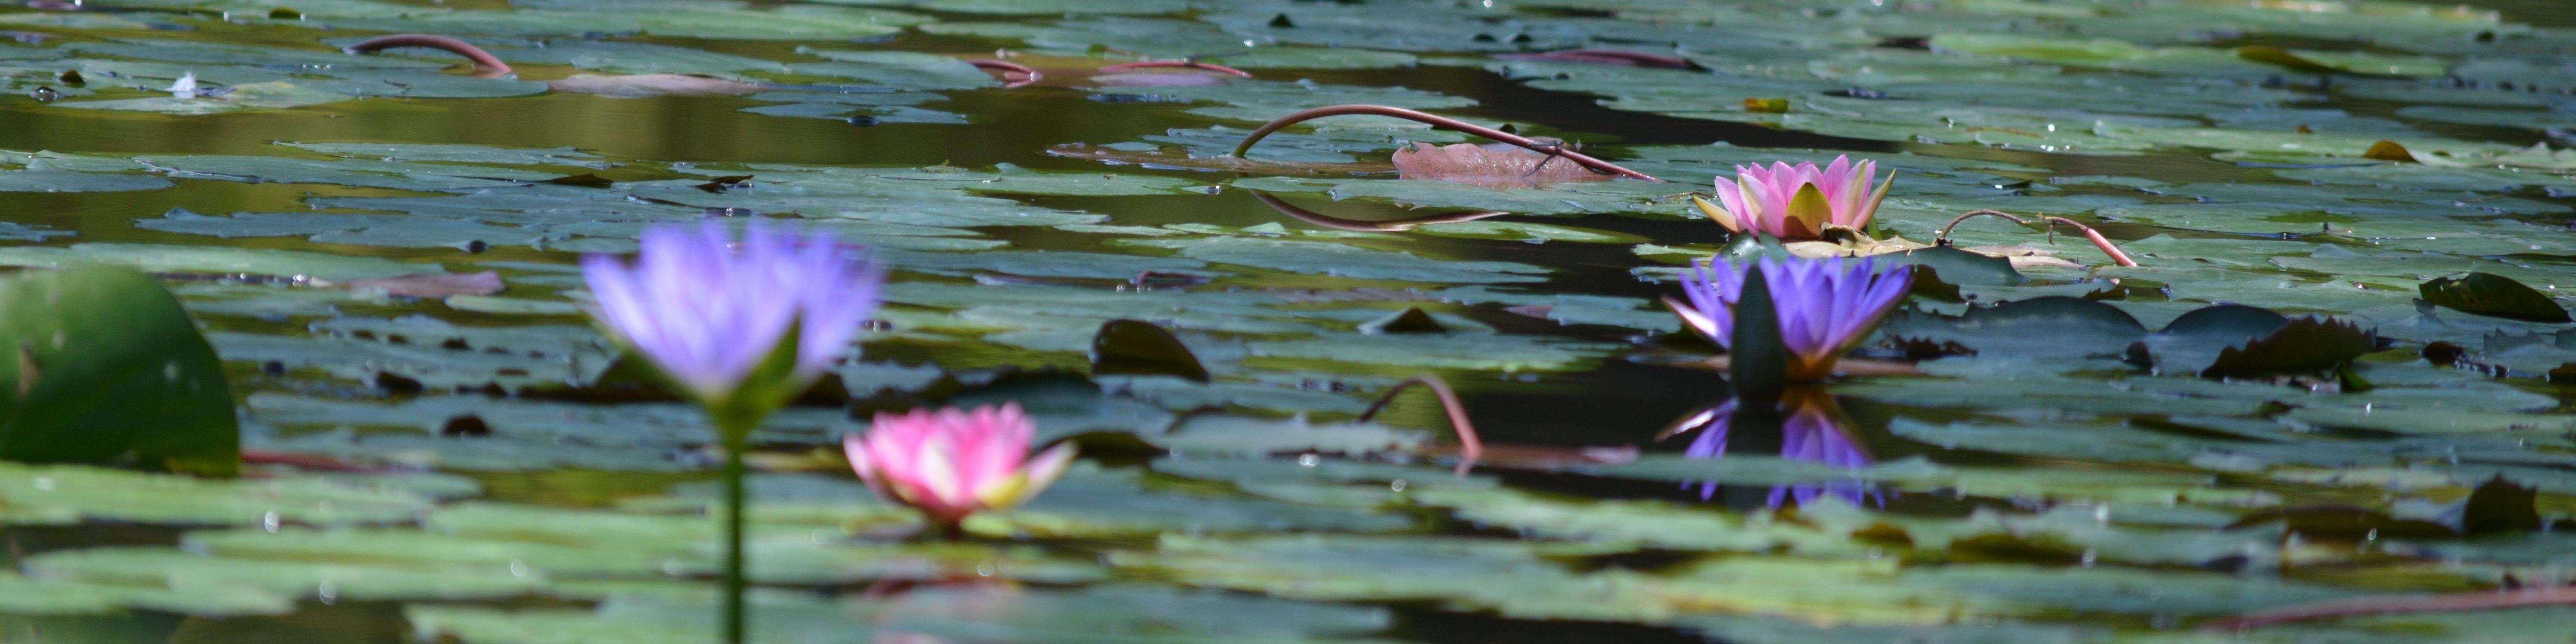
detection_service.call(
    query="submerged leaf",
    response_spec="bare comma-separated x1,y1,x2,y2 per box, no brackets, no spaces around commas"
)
2362,140,2417,162
2419,272,2570,323
1090,319,1210,383
1357,307,1446,334
2200,317,2376,379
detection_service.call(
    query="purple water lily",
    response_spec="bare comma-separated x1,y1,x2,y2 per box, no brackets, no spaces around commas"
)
1663,255,1912,381
580,220,885,644
1675,394,1882,509
582,221,884,405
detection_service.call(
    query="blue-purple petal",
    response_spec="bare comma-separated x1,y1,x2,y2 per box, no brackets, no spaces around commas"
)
579,221,887,402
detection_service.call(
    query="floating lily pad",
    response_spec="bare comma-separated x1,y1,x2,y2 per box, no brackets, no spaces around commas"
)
407,583,1391,644
0,243,443,281
0,170,172,193
277,142,610,169
0,462,437,527
55,81,354,114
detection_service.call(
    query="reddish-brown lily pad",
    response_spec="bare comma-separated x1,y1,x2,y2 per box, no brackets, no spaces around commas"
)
1389,141,1615,187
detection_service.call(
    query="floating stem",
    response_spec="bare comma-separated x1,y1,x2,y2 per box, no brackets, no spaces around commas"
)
966,59,1043,88
342,34,512,77
1357,373,1485,473
1934,210,2138,267
1232,104,1664,182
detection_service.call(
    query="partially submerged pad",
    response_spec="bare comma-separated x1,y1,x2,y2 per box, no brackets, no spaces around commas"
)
2201,317,2377,380
0,266,237,476
2419,272,2570,323
1090,319,1210,382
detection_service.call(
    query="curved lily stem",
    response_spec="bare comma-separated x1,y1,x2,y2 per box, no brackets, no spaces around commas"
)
966,59,1042,88
1232,104,1664,182
1934,210,2138,267
2202,586,2576,632
1357,373,1485,474
342,34,512,77
1933,209,2027,242
1099,60,1254,77
1249,190,1512,232
2043,216,2140,267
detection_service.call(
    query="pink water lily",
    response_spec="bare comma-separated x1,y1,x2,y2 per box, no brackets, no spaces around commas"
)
1695,155,1893,240
845,403,1076,534
1663,255,1913,382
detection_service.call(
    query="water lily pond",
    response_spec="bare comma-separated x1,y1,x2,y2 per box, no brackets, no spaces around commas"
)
5,0,2576,641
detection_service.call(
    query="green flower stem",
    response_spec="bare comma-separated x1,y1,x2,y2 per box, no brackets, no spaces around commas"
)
709,408,768,644
720,433,747,644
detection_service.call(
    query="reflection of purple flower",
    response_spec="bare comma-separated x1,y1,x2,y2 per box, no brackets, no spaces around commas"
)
1770,409,1880,509
1665,255,1911,382
1673,395,1881,509
582,222,884,404
1678,401,1737,501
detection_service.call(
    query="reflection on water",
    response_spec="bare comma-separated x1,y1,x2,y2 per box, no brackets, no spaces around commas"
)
1670,389,1883,510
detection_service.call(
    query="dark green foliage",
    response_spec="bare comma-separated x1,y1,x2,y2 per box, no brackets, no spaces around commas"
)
0,266,236,476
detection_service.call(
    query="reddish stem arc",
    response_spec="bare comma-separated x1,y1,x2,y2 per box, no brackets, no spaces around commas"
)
1358,373,1485,474
1936,209,2138,267
2042,216,2139,267
966,59,1042,88
343,34,512,76
1232,104,1665,182
1098,60,1254,78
